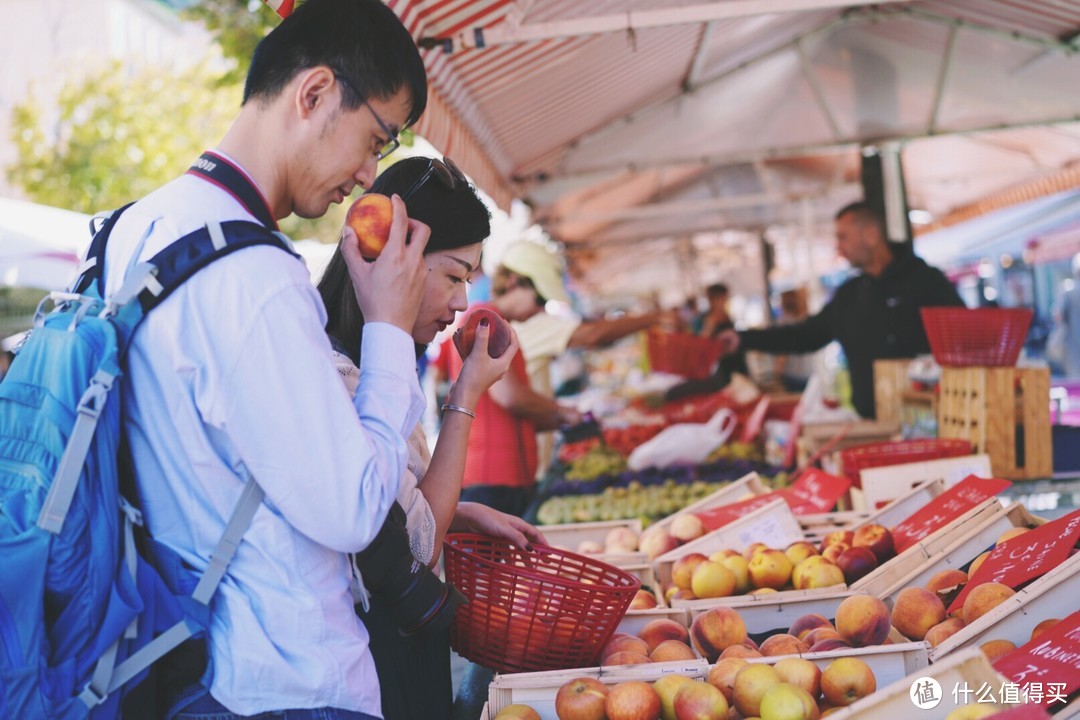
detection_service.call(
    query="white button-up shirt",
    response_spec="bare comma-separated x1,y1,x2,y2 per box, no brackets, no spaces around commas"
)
102,164,424,716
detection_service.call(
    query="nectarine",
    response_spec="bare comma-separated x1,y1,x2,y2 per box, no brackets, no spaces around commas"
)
345,193,392,260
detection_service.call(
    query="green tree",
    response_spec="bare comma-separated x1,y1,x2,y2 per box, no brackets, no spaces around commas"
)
8,57,350,242
181,0,281,86
9,60,239,215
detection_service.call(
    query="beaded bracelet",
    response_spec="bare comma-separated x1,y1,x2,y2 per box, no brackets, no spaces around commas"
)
441,403,477,419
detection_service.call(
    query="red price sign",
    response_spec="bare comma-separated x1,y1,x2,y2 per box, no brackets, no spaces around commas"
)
994,609,1080,707
891,475,1012,553
948,508,1080,615
778,469,852,515
696,493,778,531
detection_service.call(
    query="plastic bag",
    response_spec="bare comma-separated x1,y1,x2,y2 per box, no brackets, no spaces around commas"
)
627,407,738,470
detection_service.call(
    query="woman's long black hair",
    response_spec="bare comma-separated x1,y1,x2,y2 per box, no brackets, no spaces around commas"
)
318,157,491,364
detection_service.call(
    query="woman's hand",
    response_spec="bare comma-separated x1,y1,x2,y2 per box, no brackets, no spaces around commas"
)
452,502,547,549
449,321,520,410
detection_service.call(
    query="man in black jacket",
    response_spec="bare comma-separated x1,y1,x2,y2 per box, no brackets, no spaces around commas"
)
716,201,965,419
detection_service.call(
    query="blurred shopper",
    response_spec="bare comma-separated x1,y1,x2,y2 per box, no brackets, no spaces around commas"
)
715,201,964,418
773,287,816,392
319,157,545,718
1056,257,1080,377
497,241,672,472
437,252,583,517
664,282,751,401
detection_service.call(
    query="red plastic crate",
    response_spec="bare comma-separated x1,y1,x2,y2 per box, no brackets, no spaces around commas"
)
646,329,726,380
921,307,1033,367
444,534,640,673
840,439,973,489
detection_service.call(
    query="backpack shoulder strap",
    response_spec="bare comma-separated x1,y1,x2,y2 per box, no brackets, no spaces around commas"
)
37,221,297,537
71,203,135,296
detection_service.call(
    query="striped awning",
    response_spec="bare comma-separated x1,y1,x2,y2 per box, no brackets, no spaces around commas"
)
264,0,1080,279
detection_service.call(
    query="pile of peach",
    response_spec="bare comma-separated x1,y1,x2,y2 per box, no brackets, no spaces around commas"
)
492,653,878,720
890,525,1046,649
656,523,896,603
688,597,897,665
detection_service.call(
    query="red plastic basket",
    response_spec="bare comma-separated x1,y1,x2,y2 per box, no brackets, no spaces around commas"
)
443,534,641,673
921,307,1033,367
646,329,726,380
840,439,973,489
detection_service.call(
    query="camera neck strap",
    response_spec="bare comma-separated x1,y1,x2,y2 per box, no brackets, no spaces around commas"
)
186,151,278,231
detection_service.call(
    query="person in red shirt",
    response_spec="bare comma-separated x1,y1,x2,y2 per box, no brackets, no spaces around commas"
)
439,271,582,517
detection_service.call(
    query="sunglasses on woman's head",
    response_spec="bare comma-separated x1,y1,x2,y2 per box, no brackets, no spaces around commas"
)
401,157,468,201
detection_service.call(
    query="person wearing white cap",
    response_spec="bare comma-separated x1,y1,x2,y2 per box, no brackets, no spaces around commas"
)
496,241,673,475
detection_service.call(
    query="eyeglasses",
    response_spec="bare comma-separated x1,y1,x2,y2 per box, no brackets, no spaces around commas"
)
333,71,401,161
401,157,467,201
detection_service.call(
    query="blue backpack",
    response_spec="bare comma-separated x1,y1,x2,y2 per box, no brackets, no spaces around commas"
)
0,207,296,718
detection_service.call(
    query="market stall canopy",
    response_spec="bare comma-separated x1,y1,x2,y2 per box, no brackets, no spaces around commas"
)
391,0,1080,291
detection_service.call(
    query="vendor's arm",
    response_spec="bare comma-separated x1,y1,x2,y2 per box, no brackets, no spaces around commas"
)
568,310,670,349
732,302,837,356
487,369,581,430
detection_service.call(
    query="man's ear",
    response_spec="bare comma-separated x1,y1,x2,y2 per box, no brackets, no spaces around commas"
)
296,66,337,118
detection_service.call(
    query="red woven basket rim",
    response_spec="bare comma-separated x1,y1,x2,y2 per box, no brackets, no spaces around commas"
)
443,534,641,673
920,307,1033,367
840,439,972,487
443,533,641,591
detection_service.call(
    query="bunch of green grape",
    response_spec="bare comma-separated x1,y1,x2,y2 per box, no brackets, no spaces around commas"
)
564,446,628,482
537,479,728,525
706,441,764,463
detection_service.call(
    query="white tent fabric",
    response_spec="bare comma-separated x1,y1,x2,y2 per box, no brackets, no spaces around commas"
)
0,197,92,291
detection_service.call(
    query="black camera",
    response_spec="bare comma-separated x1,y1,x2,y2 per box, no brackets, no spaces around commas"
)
354,501,466,637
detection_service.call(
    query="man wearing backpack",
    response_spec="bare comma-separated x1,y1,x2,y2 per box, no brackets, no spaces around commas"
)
99,1,430,717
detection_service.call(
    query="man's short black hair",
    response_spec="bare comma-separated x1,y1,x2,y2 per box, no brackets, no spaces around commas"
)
836,201,887,238
244,0,427,128
706,283,730,299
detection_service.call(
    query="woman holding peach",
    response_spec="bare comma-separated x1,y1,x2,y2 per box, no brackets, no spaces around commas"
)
318,156,546,718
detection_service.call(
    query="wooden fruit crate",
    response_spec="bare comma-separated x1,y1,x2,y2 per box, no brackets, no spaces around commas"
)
800,478,946,546
683,593,930,681
618,561,665,607
654,497,804,591
853,453,992,512
871,502,1045,605
874,358,915,427
825,646,1020,718
849,499,1031,598
616,607,690,636
487,658,709,719
676,496,1012,614
937,366,1053,480
929,550,1080,662
537,518,646,566
646,471,771,536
